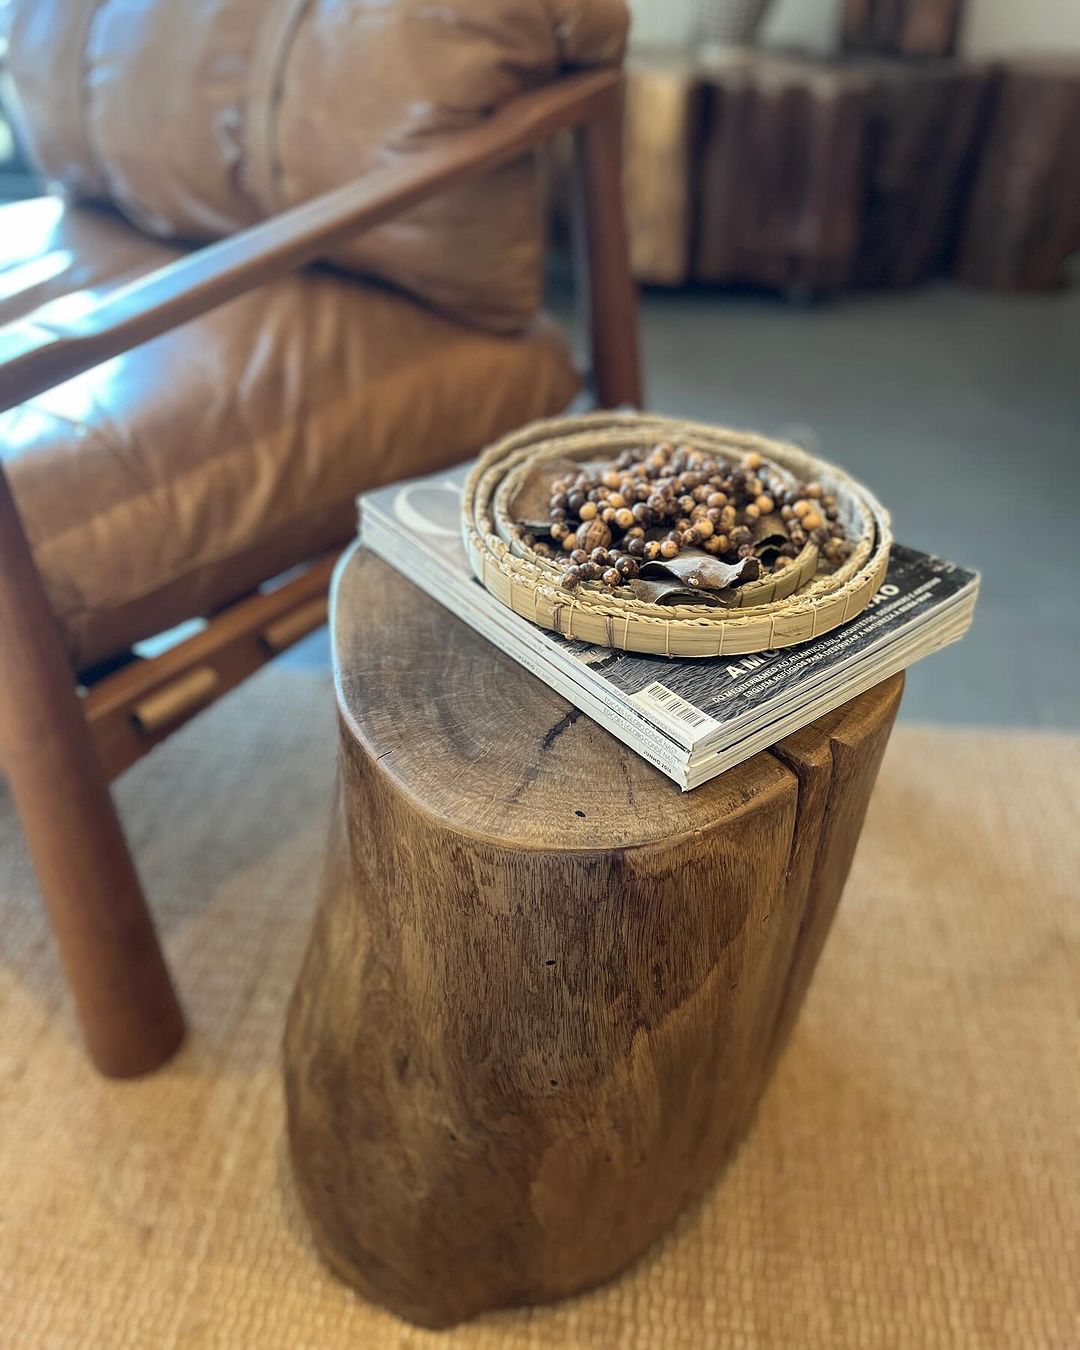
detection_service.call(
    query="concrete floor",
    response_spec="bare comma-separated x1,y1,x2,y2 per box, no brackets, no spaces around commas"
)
288,281,1080,730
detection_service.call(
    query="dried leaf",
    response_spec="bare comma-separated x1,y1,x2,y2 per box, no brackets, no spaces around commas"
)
752,512,789,545
626,577,737,607
508,457,581,534
638,551,761,591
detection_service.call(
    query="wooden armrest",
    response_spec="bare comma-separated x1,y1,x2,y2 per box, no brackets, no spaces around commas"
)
0,68,620,414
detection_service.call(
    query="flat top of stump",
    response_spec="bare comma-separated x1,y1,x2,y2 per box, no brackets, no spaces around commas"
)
333,545,900,848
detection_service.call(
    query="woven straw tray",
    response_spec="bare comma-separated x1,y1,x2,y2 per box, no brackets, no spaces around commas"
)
463,412,892,658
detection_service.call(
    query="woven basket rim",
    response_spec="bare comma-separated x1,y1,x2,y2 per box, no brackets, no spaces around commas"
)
462,412,892,656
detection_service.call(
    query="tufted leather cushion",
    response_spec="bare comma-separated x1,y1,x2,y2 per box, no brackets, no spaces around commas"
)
4,0,628,333
0,200,580,673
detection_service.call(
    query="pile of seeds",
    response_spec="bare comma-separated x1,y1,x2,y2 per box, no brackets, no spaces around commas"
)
519,442,852,592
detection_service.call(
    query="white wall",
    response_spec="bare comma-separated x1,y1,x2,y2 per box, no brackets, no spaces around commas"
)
628,0,1080,57
626,0,840,53
961,0,1080,57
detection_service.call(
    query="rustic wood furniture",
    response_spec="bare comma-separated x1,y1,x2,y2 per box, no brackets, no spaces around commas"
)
841,0,965,58
284,547,903,1328
0,68,641,1079
953,57,1080,290
619,53,987,293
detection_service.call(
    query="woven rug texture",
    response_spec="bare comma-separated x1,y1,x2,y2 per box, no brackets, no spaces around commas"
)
0,668,1076,1348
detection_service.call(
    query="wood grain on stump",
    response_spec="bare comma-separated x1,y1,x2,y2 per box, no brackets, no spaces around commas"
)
284,547,902,1328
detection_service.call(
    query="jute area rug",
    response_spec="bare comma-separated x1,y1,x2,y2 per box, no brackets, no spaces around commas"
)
1,668,1076,1348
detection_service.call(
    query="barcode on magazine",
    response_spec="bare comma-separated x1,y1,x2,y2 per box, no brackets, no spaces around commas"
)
630,682,721,745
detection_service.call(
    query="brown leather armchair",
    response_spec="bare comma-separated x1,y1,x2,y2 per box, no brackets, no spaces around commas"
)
0,1,640,1077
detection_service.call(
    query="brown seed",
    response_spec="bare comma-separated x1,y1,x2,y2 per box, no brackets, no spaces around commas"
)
570,548,588,564
590,546,611,565
730,525,752,547
615,555,639,578
627,536,645,556
578,500,598,521
551,479,569,496
703,535,724,554
601,507,617,524
576,520,612,553
602,567,623,587
614,508,635,529
681,528,701,547
562,534,577,552
644,540,662,560
793,500,811,519
560,569,579,590
602,469,621,489
755,495,774,514
607,493,626,510
713,534,730,553
550,521,569,541
802,512,824,531
696,518,715,539
567,491,586,513
806,482,824,499
743,452,764,470
743,504,761,521
660,539,680,559
707,492,727,509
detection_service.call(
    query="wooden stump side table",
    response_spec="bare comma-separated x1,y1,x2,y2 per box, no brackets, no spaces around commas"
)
284,547,903,1328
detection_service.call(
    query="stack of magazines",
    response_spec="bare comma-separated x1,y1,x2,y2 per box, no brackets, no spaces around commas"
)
360,463,978,790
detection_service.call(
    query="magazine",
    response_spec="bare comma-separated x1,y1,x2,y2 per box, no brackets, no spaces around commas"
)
359,463,979,789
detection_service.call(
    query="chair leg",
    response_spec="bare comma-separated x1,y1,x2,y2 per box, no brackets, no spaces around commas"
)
0,470,184,1077
573,77,644,410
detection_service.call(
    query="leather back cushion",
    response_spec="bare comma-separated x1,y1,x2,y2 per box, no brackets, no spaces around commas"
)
4,0,627,333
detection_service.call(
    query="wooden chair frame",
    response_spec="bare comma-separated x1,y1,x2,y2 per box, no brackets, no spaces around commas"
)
0,69,641,1077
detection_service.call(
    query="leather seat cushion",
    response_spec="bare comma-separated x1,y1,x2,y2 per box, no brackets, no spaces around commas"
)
1,201,580,673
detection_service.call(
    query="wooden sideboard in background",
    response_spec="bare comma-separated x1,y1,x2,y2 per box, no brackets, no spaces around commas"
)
953,57,1080,289
594,49,1079,296
841,0,964,58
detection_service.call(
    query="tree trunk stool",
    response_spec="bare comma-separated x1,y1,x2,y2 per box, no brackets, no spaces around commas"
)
284,546,903,1329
